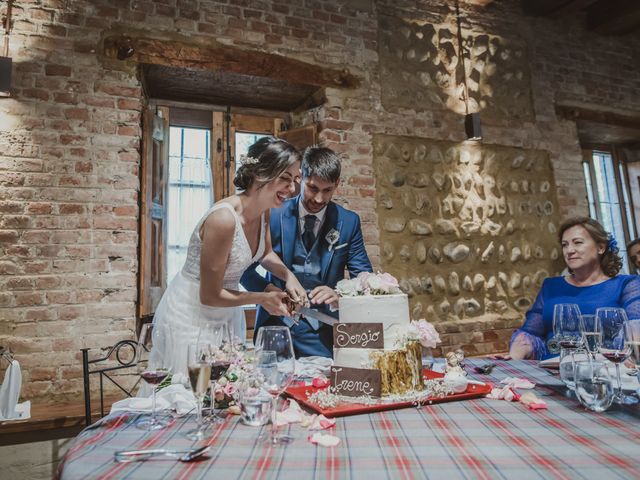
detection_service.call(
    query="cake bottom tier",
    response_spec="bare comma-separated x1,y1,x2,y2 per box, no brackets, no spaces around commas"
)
371,340,424,395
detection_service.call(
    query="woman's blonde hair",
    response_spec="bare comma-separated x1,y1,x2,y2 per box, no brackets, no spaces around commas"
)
558,216,622,277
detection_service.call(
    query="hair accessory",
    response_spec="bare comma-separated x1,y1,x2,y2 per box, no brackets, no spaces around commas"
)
239,154,259,166
607,234,618,253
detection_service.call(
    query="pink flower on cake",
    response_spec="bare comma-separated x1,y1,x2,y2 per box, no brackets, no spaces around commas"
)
377,272,400,293
410,319,441,349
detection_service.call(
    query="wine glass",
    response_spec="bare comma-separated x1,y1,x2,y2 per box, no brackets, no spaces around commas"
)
201,322,232,422
580,314,601,360
623,319,640,398
595,308,637,405
255,326,296,445
553,304,583,390
185,342,213,440
135,323,171,430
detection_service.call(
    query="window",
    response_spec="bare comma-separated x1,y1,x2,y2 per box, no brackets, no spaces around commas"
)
167,127,213,282
583,149,636,272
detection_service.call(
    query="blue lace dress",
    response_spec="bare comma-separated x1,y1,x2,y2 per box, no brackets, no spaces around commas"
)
510,275,640,359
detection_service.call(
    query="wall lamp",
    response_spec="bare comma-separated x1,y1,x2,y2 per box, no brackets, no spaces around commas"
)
456,0,482,141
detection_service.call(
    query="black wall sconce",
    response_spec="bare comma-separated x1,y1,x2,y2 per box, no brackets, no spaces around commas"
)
456,0,482,141
116,36,135,61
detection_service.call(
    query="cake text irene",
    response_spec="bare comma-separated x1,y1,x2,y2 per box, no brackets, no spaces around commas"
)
329,365,382,398
334,323,384,348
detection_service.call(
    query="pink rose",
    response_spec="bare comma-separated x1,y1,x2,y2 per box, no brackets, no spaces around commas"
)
223,383,237,396
214,389,225,401
412,319,441,348
377,272,399,293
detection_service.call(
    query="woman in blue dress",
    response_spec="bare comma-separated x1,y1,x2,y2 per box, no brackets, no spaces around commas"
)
509,217,640,360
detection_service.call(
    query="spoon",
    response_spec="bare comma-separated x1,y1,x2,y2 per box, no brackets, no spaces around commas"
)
114,445,210,463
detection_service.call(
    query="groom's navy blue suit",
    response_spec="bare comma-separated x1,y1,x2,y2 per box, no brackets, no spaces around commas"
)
241,195,372,358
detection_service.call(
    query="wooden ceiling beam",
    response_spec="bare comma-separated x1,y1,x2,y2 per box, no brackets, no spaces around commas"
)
103,34,359,89
587,0,640,35
460,0,495,6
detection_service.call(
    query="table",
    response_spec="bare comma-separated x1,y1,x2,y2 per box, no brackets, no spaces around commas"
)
57,360,640,479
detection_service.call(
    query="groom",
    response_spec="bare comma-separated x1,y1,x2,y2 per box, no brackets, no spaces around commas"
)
241,146,372,358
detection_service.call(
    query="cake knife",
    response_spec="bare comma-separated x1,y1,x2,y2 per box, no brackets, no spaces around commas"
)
297,307,338,326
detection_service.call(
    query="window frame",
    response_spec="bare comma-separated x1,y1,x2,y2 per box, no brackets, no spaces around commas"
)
582,144,637,271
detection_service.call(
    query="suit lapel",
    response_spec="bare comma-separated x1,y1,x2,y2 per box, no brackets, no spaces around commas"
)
281,197,299,268
320,202,342,282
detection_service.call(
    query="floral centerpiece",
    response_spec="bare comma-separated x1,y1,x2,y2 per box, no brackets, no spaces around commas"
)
336,272,402,297
205,347,264,413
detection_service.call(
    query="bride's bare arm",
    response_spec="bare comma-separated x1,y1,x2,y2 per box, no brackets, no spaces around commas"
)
199,208,289,316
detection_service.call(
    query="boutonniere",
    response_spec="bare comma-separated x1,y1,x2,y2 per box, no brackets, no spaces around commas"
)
325,229,340,251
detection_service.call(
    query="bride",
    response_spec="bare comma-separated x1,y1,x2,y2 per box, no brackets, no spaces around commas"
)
149,137,308,377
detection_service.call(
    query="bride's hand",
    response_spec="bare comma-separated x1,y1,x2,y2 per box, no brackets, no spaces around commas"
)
285,277,308,308
261,291,290,317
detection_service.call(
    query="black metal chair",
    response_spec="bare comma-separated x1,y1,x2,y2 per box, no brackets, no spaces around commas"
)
81,316,153,426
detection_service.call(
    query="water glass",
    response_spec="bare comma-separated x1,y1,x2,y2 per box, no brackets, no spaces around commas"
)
239,388,272,426
575,361,614,412
559,348,576,390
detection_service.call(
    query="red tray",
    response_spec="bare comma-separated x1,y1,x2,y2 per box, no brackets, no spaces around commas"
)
285,370,492,418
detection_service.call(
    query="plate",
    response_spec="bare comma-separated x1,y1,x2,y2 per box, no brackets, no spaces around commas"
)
284,370,493,418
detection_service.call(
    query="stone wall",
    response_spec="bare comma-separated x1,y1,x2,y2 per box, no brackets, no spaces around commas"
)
0,0,639,399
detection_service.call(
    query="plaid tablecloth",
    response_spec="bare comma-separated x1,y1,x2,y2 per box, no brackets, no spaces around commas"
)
57,360,640,480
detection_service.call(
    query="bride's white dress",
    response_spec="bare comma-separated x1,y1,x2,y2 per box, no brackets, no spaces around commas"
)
149,202,265,379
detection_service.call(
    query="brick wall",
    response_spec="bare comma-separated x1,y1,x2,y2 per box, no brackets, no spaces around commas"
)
1,0,639,400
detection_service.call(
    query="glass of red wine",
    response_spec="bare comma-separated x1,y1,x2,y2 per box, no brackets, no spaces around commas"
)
596,308,637,405
135,323,171,430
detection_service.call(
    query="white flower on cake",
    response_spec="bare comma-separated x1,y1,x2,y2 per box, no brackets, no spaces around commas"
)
335,272,402,297
335,278,362,297
408,319,441,349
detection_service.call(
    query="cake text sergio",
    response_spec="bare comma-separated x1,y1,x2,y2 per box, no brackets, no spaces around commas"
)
334,323,384,349
330,366,382,398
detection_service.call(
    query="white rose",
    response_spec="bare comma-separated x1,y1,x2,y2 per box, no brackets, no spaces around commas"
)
336,278,360,296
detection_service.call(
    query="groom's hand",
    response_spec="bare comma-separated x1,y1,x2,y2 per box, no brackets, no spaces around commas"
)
309,286,339,310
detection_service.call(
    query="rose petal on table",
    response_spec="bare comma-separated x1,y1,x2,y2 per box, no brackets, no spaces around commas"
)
308,432,340,447
312,377,329,388
519,391,547,410
500,377,536,389
276,399,306,425
308,414,335,430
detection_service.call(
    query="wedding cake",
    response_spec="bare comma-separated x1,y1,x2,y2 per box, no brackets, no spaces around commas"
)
330,273,425,397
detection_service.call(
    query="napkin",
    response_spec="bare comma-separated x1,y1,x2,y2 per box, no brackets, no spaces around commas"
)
295,356,333,378
0,359,30,421
110,384,196,416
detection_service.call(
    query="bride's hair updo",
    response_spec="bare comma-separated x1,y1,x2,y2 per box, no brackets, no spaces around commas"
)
233,137,300,191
